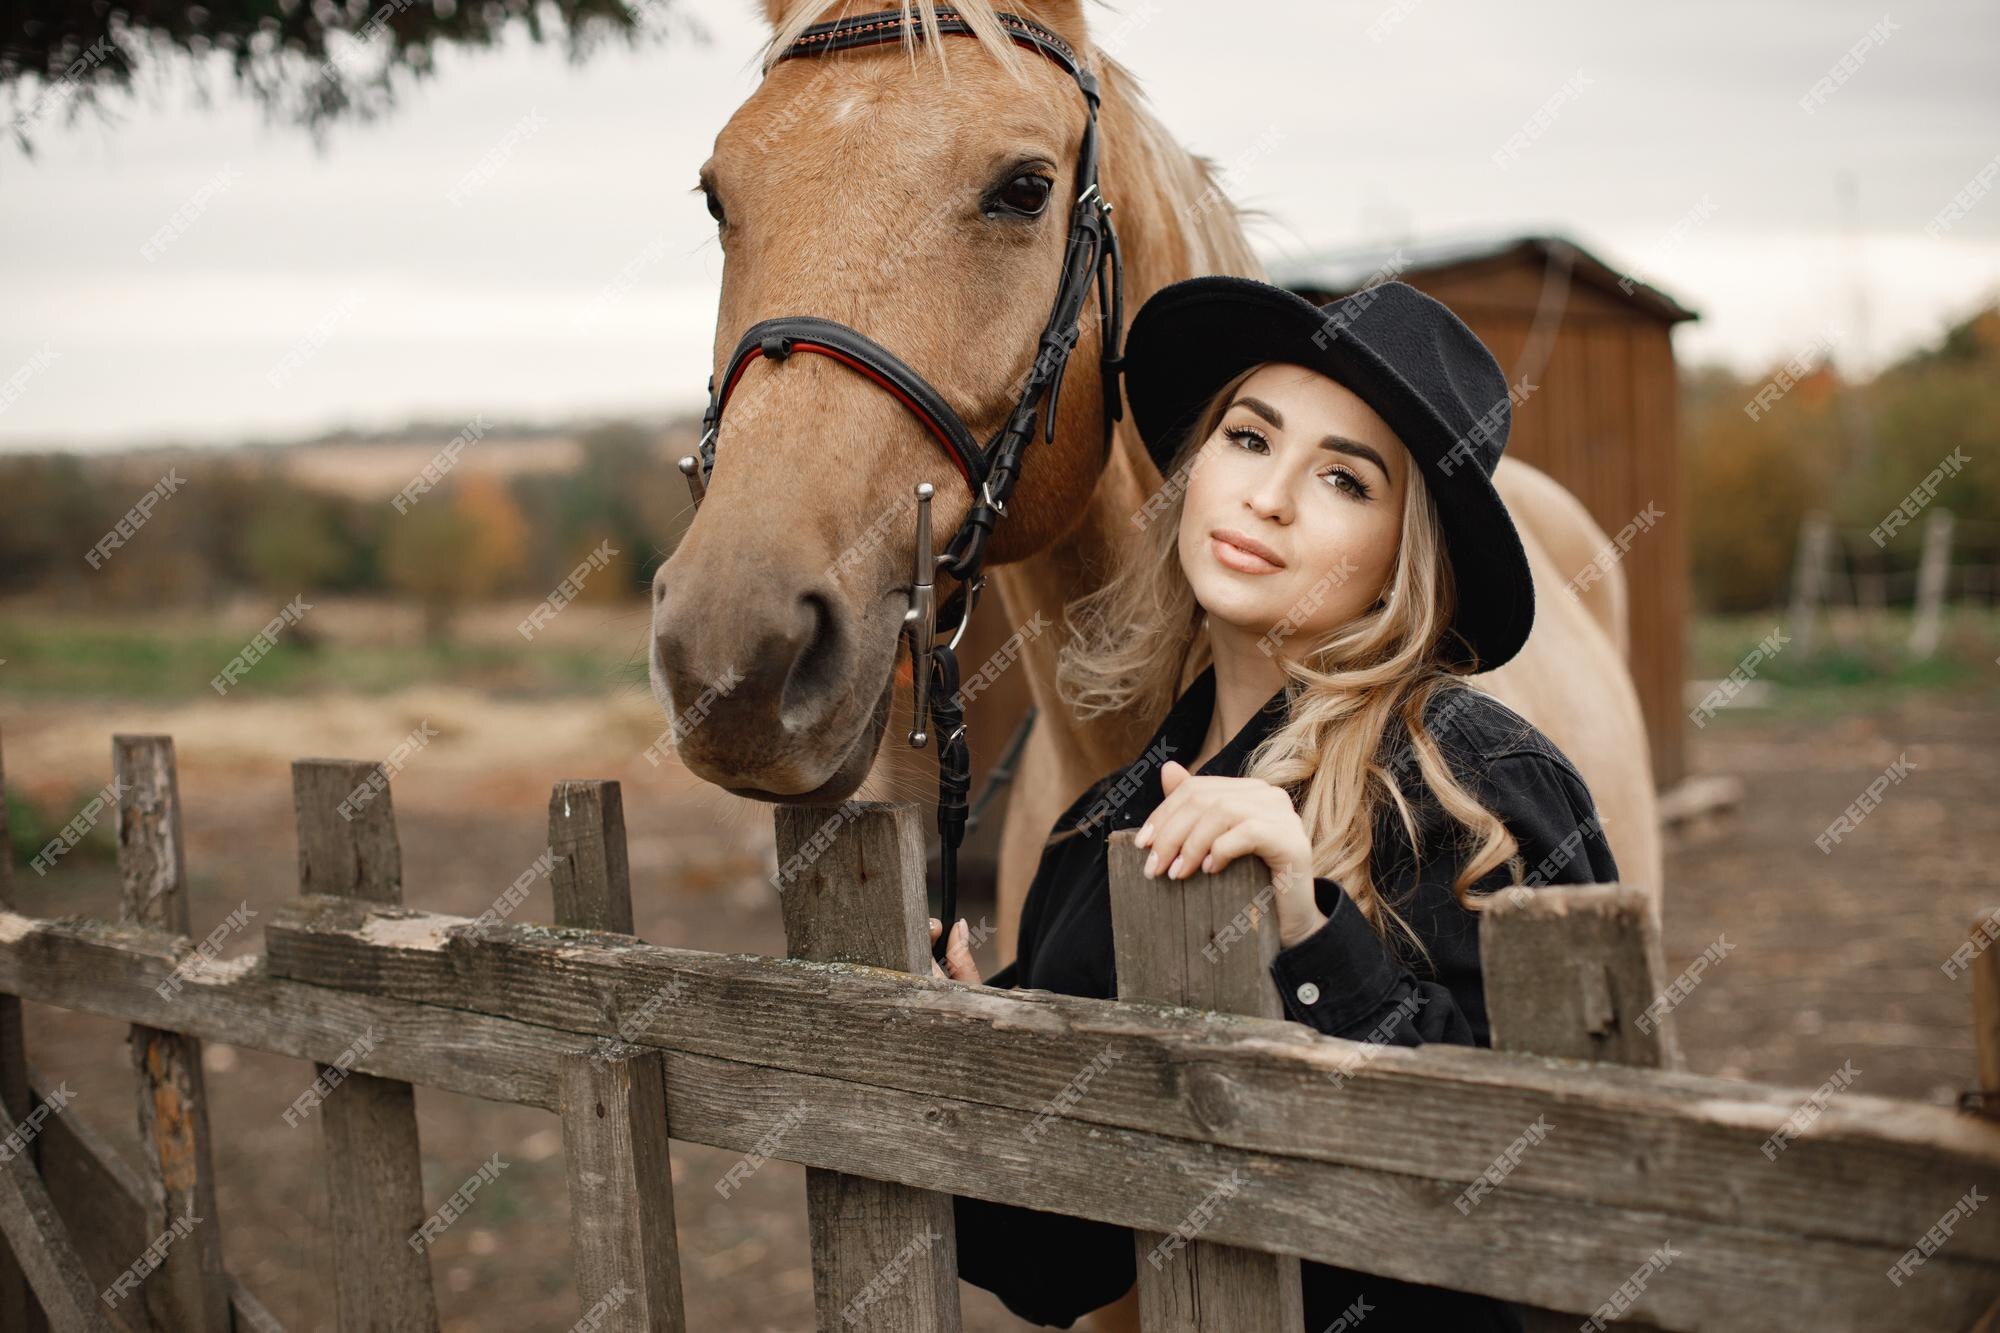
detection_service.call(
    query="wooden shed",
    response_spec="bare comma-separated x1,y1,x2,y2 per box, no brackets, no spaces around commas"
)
1269,233,1700,790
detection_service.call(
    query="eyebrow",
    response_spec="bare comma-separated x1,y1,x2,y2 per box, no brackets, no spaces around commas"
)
1230,396,1392,483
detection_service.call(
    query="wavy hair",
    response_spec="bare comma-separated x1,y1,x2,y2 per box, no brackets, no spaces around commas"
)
1054,364,1525,969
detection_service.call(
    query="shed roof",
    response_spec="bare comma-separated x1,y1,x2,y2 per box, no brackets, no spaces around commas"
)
1264,231,1699,326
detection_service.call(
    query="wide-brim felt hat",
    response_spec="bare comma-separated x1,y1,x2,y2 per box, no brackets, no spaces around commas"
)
1121,274,1535,673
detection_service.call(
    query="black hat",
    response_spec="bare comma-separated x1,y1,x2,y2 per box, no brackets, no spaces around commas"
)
1121,274,1534,673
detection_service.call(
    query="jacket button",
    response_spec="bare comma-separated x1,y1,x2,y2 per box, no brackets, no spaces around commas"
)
1295,982,1321,1005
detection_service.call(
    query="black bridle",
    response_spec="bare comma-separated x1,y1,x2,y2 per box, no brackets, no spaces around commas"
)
679,7,1125,964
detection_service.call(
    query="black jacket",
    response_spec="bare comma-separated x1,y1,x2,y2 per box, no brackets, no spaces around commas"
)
954,664,1620,1330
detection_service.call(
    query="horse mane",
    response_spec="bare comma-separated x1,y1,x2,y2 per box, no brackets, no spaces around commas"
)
758,0,1264,280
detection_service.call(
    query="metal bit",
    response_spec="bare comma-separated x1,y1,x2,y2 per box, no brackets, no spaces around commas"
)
677,454,707,507
903,483,936,747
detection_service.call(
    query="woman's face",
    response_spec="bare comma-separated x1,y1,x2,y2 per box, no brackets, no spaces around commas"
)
1177,362,1411,655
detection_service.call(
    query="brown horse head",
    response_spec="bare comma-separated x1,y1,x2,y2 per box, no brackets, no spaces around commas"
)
651,0,1128,802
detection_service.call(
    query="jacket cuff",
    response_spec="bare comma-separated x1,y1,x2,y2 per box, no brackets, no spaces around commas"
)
1269,879,1402,1034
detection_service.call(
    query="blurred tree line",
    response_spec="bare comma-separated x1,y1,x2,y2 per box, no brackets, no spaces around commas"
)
0,420,691,640
1684,303,2000,612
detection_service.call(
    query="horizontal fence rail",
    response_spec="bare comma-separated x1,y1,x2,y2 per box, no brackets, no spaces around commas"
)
0,729,1994,1330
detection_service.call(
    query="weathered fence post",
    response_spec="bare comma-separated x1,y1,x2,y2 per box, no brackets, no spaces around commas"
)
774,802,962,1333
1968,908,2000,1124
0,1091,111,1331
1105,829,1305,1332
116,735,231,1332
550,779,687,1331
1482,881,1676,1332
0,725,48,1333
293,758,441,1332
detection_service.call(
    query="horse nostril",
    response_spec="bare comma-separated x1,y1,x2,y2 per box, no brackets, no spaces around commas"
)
780,590,844,725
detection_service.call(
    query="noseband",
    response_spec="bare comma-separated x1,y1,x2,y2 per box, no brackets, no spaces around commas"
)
679,7,1125,963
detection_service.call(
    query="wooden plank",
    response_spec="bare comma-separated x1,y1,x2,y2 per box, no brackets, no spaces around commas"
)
1481,883,1681,1069
290,760,439,1333
257,894,2000,1263
0,724,48,1333
1484,883,1676,1332
0,888,1992,1331
1972,910,2000,1123
114,735,231,1333
29,1067,285,1331
773,803,961,1333
550,781,686,1331
558,1049,684,1332
0,1091,113,1332
549,781,634,936
1106,830,1302,1331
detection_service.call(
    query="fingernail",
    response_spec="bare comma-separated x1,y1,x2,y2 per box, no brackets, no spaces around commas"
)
929,917,940,931
1143,851,1158,876
1136,824,1152,847
1168,855,1184,878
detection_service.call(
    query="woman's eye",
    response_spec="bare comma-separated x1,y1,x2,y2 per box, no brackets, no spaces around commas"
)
1222,424,1267,452
1324,468,1373,501
989,173,1053,216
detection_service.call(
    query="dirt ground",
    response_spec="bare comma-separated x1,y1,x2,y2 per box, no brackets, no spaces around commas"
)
4,679,1996,1330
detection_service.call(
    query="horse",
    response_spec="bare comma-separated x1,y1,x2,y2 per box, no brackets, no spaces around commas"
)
651,4,1658,1324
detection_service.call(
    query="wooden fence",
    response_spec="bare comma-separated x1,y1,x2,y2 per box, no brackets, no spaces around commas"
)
0,730,1996,1330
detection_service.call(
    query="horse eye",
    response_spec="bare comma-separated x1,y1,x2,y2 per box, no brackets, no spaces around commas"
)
703,185,726,226
989,173,1053,217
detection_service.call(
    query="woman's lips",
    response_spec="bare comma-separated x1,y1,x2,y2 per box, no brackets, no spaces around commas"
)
1209,534,1285,575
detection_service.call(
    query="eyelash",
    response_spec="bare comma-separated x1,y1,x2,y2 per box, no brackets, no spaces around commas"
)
1221,424,1374,501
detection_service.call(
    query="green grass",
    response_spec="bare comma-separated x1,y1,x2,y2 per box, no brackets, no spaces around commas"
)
1689,606,2000,720
0,621,649,701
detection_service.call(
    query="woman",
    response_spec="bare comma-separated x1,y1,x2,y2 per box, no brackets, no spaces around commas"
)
928,275,1619,1331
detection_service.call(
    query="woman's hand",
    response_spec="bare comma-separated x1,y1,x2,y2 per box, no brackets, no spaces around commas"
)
928,917,981,983
1136,760,1329,949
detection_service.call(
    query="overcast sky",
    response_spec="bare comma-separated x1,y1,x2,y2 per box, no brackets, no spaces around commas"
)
2,0,1996,450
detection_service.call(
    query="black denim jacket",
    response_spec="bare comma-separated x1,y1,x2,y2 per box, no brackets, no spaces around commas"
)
954,664,1619,1330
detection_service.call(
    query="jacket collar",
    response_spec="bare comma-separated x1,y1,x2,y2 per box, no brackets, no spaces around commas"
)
1099,664,1292,834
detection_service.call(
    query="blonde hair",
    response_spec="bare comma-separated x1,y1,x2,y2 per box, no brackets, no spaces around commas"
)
1055,364,1525,969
